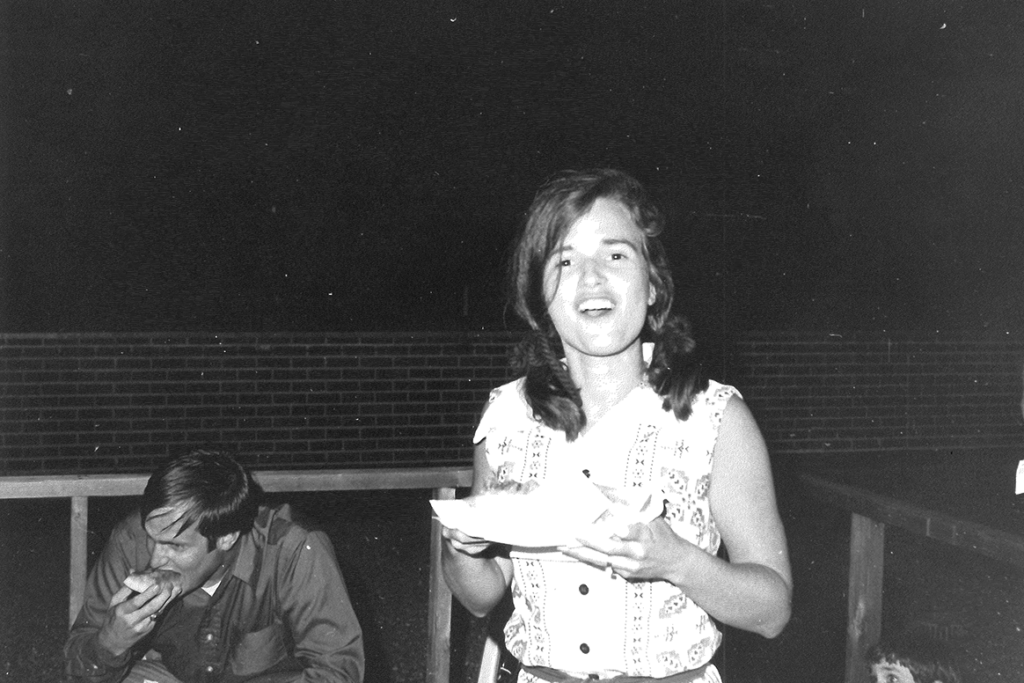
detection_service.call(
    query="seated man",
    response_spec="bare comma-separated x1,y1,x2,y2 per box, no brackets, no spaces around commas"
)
65,449,364,683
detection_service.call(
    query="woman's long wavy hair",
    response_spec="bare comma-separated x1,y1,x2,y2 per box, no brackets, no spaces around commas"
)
508,168,708,440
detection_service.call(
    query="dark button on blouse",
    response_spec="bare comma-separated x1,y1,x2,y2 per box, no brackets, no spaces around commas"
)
579,643,590,654
582,469,591,478
578,584,589,595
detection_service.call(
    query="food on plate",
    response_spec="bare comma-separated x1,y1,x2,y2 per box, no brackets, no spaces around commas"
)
482,476,540,496
594,483,634,506
592,484,661,527
431,467,663,547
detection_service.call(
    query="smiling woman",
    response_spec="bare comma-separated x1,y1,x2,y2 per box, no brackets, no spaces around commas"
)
439,169,792,683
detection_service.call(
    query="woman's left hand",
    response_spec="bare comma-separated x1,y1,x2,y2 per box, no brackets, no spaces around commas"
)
560,517,692,583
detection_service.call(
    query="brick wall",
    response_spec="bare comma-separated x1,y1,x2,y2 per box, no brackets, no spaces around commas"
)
2,331,1022,475
725,332,1024,459
0,332,520,474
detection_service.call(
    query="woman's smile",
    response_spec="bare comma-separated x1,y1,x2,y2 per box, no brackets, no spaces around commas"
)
577,297,615,315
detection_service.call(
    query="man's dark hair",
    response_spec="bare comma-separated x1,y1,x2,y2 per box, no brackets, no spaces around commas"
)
867,633,963,683
141,449,263,548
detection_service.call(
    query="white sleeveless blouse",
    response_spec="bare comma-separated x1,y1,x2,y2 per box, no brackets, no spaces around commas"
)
473,376,737,680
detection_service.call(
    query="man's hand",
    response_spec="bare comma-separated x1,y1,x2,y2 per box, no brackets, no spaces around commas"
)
96,581,179,657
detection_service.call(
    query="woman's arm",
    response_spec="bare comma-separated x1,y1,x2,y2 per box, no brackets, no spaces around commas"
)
440,440,514,618
670,395,792,636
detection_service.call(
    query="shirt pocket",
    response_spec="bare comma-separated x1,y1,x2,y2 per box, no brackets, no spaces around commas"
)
229,623,289,676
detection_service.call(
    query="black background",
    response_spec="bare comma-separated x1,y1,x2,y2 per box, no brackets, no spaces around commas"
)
2,1,1022,338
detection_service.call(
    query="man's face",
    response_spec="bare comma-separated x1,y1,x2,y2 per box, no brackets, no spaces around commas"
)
870,660,918,683
144,502,235,596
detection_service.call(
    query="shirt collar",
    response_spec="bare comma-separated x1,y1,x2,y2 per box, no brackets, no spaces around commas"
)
225,505,271,586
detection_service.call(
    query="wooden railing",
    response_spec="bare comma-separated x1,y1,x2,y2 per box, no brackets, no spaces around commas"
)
0,466,474,683
801,472,1024,683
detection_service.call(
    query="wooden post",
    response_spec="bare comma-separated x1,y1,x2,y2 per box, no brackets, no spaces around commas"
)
70,495,89,626
846,512,885,683
426,486,456,683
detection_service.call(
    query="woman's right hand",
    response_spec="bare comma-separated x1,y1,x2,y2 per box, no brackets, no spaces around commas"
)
440,439,516,618
442,525,494,556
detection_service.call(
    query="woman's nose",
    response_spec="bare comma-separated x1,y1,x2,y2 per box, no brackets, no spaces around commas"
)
580,257,605,284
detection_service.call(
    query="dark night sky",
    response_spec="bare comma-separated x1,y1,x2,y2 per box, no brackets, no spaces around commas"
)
1,1,1022,337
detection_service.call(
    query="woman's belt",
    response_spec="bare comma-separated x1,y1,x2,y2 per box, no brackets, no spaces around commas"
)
521,662,713,683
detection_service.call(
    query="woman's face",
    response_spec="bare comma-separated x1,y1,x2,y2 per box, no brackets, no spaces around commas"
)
542,197,654,362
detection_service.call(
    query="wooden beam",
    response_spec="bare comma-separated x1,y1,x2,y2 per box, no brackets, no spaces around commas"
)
0,467,474,500
801,473,1024,568
0,474,147,499
256,467,473,493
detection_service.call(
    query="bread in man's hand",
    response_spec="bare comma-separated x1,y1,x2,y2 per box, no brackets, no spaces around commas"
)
123,569,181,594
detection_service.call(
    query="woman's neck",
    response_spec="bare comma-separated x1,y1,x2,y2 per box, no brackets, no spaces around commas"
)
564,344,646,427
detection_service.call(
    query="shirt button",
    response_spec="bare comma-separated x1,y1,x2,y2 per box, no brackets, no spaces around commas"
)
578,584,589,595
582,469,591,478
579,643,590,654
205,665,215,673
205,633,214,641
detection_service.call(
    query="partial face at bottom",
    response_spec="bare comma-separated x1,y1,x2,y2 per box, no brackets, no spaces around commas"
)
870,661,918,683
